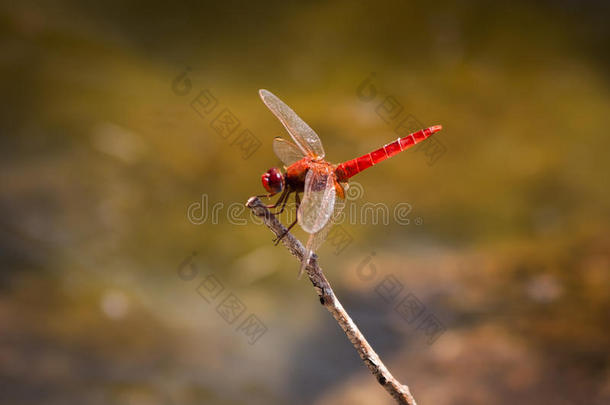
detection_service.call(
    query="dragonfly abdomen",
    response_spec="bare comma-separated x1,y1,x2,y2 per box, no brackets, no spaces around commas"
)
335,125,442,181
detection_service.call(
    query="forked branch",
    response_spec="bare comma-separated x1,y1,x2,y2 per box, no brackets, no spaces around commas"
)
246,196,417,405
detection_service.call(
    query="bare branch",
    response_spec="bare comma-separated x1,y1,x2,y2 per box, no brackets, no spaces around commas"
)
246,196,418,405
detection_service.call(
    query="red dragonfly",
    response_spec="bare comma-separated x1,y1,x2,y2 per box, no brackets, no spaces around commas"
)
258,89,442,277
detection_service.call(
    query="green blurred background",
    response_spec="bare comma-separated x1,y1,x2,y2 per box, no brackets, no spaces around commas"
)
1,1,609,404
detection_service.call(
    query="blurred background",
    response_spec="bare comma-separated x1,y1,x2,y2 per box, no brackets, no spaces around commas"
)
1,1,609,404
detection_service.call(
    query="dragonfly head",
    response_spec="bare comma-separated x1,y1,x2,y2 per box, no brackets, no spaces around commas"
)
261,167,284,194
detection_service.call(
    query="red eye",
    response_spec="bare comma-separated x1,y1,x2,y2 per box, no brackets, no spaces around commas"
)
261,168,284,193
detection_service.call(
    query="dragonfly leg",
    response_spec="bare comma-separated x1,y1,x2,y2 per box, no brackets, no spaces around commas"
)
270,190,293,215
256,191,278,198
273,193,300,245
273,218,298,246
264,187,289,209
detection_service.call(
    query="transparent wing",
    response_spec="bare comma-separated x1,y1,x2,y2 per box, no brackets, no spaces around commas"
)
309,197,345,253
273,137,305,166
298,188,344,278
259,89,325,158
298,167,336,234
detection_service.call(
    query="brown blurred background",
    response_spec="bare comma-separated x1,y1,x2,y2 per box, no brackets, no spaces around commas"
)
1,1,609,404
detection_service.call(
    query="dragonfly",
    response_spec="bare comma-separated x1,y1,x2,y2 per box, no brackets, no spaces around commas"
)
258,89,442,278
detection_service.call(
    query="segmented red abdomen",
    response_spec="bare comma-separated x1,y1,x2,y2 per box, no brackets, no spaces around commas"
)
335,125,442,181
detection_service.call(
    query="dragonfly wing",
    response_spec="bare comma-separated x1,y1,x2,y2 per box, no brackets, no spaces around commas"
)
298,167,336,234
309,198,345,253
259,89,325,158
298,190,344,278
273,137,305,166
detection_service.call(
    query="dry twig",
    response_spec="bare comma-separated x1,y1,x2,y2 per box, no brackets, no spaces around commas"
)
246,196,418,405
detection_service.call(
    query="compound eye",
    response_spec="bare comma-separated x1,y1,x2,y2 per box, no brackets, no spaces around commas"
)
261,168,284,193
